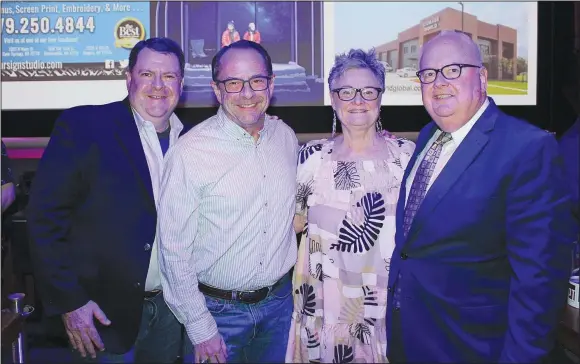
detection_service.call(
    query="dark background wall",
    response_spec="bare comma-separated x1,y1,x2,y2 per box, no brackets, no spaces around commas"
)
1,2,578,138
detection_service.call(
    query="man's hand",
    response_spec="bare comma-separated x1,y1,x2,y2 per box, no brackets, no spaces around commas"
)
1,182,16,213
62,300,111,359
194,332,227,363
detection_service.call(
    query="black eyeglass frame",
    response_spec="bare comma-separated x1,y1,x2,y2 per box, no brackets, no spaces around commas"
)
331,87,384,101
214,75,272,93
416,63,481,84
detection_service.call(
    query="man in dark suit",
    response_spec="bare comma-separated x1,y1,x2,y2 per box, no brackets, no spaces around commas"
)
27,37,189,362
387,30,576,363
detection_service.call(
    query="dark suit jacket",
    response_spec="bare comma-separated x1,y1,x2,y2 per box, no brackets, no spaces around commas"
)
27,98,190,353
387,98,576,363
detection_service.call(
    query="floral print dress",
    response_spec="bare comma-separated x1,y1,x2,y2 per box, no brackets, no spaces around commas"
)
286,136,415,363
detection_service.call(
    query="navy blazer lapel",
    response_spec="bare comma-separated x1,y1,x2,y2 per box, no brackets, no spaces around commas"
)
404,100,499,243
113,98,155,203
395,122,438,245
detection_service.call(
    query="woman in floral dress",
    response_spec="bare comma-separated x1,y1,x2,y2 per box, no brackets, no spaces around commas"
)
286,49,415,363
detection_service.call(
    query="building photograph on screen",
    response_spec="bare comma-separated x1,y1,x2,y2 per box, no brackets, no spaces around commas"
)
0,1,324,109
324,2,538,106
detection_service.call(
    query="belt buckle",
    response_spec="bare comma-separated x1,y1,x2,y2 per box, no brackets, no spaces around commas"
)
231,291,237,300
145,289,161,299
239,289,258,304
240,290,253,303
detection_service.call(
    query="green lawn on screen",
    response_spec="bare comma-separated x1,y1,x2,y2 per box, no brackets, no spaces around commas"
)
487,80,528,95
408,78,528,95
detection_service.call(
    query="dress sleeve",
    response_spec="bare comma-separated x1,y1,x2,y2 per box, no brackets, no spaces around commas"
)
395,138,416,170
295,139,326,216
288,140,327,362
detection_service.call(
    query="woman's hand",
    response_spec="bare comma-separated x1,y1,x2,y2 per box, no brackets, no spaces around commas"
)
293,214,306,234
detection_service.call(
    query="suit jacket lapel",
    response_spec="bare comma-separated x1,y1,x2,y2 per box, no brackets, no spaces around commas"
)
113,98,155,205
404,101,499,244
395,122,438,246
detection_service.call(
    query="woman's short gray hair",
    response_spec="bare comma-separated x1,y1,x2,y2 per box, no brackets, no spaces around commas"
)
328,48,386,91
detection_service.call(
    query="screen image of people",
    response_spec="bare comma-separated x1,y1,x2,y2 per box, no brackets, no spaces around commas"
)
160,1,324,107
221,21,240,48
244,22,261,44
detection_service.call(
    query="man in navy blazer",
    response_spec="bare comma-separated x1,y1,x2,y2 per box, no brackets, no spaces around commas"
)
27,38,191,362
387,31,576,363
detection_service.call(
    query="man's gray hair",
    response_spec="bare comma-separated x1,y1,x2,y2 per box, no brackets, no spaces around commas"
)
419,30,483,66
328,48,386,90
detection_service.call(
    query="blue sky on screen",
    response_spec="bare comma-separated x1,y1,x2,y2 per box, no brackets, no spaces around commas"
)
333,2,530,60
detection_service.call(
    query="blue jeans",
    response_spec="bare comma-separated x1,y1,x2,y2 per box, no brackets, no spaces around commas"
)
71,292,186,363
194,274,293,363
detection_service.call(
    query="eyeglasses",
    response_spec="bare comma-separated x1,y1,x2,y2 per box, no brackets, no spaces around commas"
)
416,63,481,84
215,76,271,93
332,87,383,101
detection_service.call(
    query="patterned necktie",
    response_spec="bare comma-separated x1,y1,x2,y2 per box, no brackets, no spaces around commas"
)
402,131,453,237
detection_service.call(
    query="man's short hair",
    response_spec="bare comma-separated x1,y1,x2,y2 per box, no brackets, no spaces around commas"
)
211,40,273,82
128,37,185,77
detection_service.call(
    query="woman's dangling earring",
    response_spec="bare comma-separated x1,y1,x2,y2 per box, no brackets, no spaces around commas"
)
376,115,383,134
332,112,337,138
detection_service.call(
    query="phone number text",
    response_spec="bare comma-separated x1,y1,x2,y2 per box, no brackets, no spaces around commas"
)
2,16,96,35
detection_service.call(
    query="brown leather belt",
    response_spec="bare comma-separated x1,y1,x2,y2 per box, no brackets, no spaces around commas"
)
198,271,290,304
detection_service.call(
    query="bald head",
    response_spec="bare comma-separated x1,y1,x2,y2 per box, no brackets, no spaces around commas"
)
420,31,483,69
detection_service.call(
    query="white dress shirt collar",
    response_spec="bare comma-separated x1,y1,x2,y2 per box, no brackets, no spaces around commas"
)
131,108,184,137
448,97,490,145
216,107,273,142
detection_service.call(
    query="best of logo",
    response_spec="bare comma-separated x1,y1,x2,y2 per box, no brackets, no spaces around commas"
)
114,17,146,49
